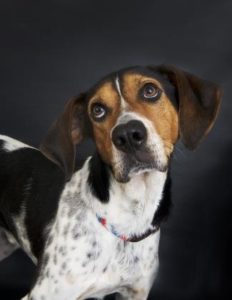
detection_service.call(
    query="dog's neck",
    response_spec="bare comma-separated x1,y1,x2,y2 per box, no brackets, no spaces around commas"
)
73,154,168,239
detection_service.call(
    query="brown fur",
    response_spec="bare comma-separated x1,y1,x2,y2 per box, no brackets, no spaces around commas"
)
120,73,179,157
40,65,222,181
88,81,121,164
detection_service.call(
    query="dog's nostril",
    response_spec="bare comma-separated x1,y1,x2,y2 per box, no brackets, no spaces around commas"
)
132,131,144,143
112,127,128,150
117,136,127,147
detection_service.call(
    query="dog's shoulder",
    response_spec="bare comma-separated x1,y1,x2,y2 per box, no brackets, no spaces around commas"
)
0,134,38,188
0,134,59,173
0,134,66,193
0,135,66,258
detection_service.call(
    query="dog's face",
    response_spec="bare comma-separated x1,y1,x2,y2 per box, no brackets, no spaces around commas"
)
40,65,222,182
86,67,178,182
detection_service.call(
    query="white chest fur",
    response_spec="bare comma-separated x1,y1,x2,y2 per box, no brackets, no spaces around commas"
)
89,162,167,238
30,159,165,300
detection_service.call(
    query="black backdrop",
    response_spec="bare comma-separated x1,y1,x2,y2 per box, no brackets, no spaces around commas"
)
0,0,231,299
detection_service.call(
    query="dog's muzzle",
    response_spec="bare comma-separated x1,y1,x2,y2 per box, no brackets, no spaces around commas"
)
112,120,157,182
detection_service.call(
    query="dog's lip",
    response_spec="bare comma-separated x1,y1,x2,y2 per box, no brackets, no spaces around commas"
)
115,165,155,183
113,149,167,182
115,160,156,183
114,158,168,183
129,148,154,164
127,150,168,172
129,162,156,176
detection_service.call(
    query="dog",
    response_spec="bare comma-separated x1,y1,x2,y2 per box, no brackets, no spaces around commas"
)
0,65,222,300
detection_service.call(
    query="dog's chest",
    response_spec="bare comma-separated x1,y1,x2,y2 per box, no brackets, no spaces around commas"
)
40,208,159,299
37,164,163,299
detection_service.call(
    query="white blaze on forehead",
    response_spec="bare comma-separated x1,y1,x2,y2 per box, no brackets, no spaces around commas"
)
115,76,128,110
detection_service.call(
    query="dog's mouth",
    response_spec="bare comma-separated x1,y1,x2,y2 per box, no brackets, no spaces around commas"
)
113,150,167,183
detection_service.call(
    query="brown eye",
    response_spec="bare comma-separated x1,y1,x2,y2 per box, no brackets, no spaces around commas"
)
142,83,161,100
91,103,107,120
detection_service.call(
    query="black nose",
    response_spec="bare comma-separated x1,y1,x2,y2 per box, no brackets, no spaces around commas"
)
112,120,147,152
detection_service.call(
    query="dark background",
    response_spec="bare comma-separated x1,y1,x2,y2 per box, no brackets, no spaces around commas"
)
0,0,231,299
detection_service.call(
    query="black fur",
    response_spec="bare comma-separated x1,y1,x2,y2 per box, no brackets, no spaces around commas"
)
0,140,4,153
87,152,110,203
152,171,172,228
0,142,65,259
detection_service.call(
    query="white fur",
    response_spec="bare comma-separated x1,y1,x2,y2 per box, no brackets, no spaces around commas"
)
89,167,167,237
14,207,36,263
1,90,168,300
0,135,35,152
115,76,128,110
24,159,162,300
0,228,19,261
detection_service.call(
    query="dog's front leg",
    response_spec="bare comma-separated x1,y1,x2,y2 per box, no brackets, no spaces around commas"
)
116,287,150,300
116,273,156,300
20,278,99,300
21,296,102,300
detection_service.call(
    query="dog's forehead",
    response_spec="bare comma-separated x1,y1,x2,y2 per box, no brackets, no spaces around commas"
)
118,66,166,82
87,66,175,100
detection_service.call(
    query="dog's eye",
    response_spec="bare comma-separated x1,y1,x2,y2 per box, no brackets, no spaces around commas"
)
91,103,107,120
141,83,161,100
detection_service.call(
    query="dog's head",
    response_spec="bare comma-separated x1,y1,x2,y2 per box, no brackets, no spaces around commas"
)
40,65,222,183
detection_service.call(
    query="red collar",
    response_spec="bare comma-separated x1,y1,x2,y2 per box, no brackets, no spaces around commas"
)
96,214,159,242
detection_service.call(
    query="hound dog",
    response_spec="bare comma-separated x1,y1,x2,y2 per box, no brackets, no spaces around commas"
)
0,65,222,300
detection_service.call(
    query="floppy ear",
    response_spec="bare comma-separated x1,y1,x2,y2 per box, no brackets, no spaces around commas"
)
40,94,91,180
153,65,222,149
